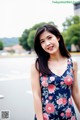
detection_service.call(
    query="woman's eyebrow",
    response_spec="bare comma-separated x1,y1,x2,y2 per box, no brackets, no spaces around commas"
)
47,35,51,37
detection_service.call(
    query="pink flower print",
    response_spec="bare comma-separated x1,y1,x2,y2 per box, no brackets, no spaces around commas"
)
45,103,55,113
60,81,64,85
71,116,76,120
60,112,64,117
49,96,53,100
65,108,72,118
50,76,55,81
57,98,63,105
62,98,67,105
42,80,48,87
64,76,73,86
57,98,67,105
68,98,73,105
43,76,48,81
43,113,49,120
48,85,56,93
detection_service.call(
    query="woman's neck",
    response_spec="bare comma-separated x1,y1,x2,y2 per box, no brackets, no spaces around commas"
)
49,52,63,61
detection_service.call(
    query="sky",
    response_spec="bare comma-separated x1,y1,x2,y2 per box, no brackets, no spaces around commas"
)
0,0,76,37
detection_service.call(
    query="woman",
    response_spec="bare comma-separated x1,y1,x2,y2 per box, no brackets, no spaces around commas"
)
31,24,80,120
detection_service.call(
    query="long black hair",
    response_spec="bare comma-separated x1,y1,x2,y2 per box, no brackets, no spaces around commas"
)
34,24,71,75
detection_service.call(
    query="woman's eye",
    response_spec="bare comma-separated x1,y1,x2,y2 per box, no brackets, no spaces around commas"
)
48,37,52,39
40,40,44,44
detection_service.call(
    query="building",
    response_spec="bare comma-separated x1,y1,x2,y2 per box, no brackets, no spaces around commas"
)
4,44,26,54
74,2,80,16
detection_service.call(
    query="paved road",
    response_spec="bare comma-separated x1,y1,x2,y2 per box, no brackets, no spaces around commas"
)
0,55,80,120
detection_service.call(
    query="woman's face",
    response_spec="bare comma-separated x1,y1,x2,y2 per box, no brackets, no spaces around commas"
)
39,30,60,54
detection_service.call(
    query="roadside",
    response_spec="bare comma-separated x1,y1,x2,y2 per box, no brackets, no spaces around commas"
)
0,52,80,58
70,52,80,56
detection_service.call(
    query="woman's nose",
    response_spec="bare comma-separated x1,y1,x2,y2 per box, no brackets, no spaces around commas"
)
45,41,50,46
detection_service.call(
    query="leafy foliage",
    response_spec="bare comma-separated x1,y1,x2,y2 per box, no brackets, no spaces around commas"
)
0,40,3,50
19,29,31,50
62,16,80,51
62,16,80,31
27,30,36,49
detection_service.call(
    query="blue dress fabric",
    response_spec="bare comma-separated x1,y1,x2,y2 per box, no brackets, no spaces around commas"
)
34,57,77,120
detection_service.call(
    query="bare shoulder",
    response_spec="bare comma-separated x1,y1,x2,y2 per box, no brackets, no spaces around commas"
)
73,60,78,71
31,63,39,74
31,63,36,71
31,58,39,72
31,58,40,80
31,63,40,94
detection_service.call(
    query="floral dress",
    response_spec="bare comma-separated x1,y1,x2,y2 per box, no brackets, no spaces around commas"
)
34,57,77,120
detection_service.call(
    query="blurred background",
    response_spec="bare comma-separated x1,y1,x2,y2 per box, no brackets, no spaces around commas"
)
0,0,80,120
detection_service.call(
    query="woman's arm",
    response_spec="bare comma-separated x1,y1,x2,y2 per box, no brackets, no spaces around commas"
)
31,64,43,120
72,61,80,112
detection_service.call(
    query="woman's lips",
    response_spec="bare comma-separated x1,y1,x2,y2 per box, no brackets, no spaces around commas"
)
47,46,54,50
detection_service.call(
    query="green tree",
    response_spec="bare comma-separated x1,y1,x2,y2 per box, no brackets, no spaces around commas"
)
27,30,36,49
48,21,55,25
62,15,80,51
62,23,80,50
67,24,80,45
30,21,57,32
0,41,3,50
62,31,70,46
62,16,80,31
19,29,31,50
30,22,46,31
